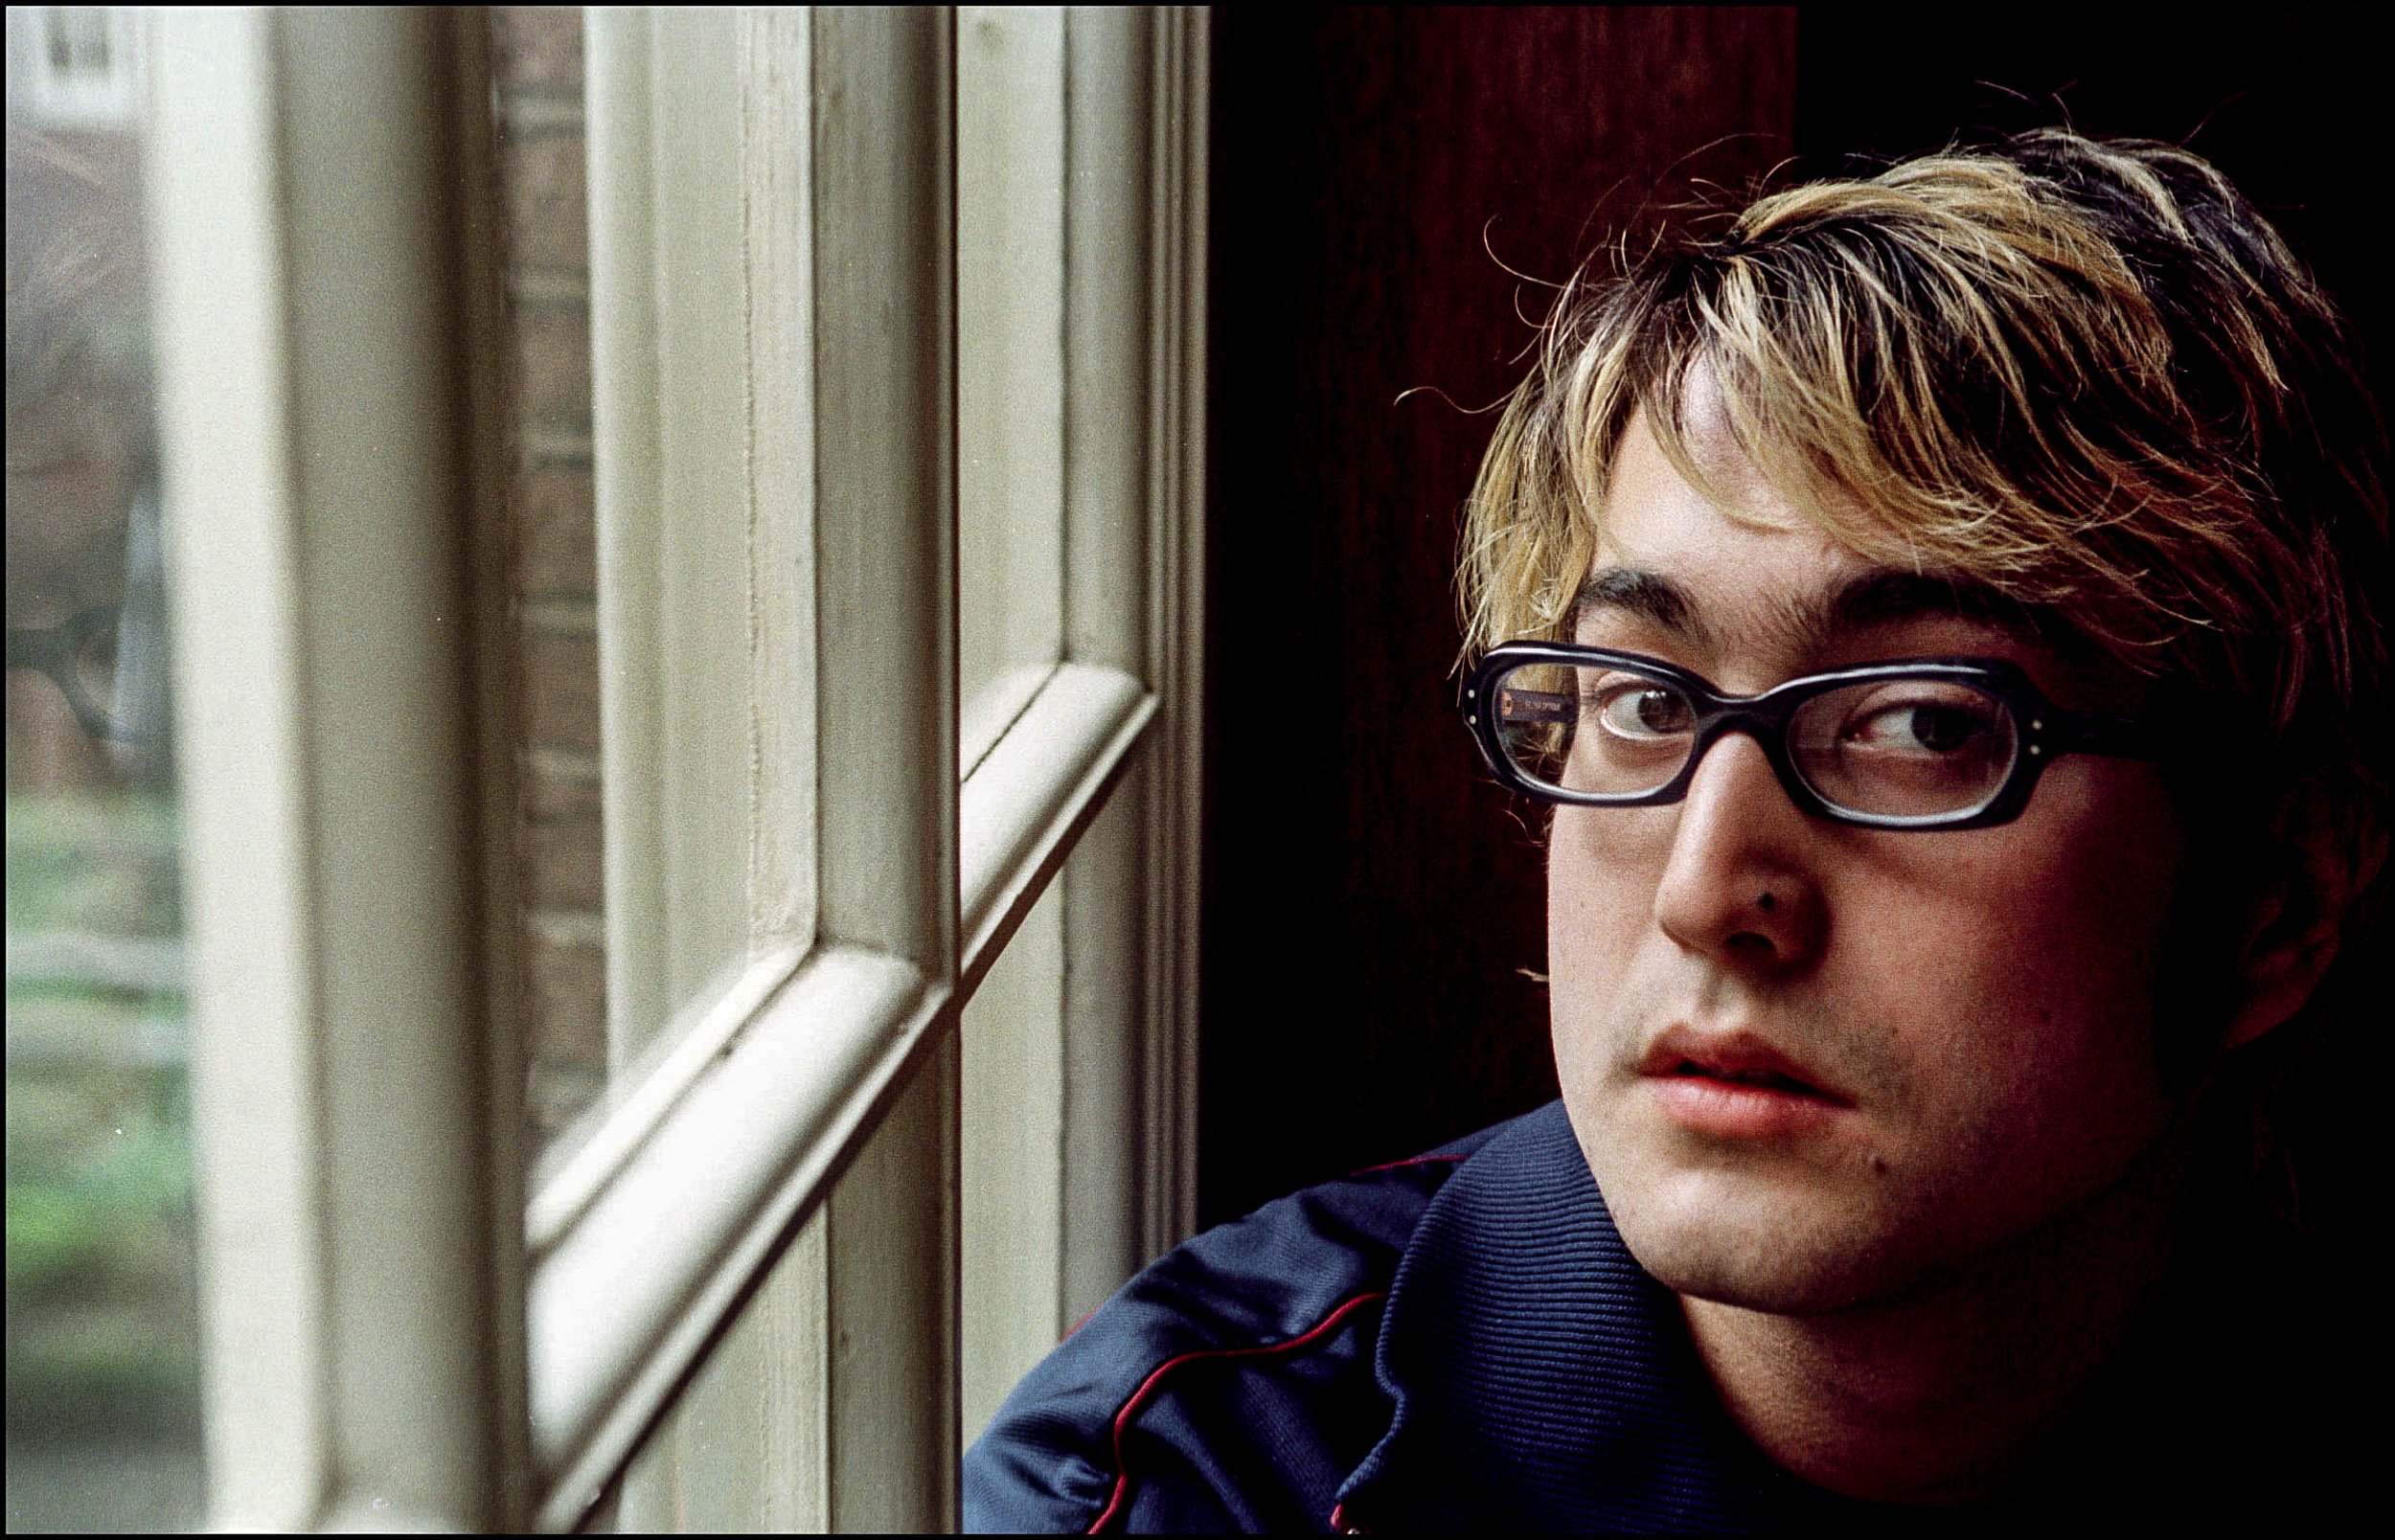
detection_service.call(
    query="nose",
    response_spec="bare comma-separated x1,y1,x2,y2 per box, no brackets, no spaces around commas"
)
1651,730,1827,973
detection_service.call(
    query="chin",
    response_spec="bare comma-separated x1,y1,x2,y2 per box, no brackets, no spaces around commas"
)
1585,1136,1936,1316
1613,1208,1905,1315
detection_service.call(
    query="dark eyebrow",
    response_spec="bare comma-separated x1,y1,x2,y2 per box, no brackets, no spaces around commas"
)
1573,567,1709,646
1573,564,2065,655
1817,569,2060,647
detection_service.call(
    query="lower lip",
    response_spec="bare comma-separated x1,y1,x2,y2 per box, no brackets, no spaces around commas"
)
1644,1074,1849,1139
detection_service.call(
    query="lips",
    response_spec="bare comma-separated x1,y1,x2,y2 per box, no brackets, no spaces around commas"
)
1672,1059,1815,1092
1641,1028,1845,1098
1638,1027,1852,1137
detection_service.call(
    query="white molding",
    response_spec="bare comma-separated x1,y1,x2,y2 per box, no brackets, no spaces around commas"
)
805,17,961,1526
525,658,1153,1521
961,663,1155,987
957,0,1210,1438
133,4,1214,1527
148,9,521,1529
146,15,327,1525
741,4,822,962
526,944,809,1253
1138,3,1210,1261
138,4,1207,1530
528,943,942,1529
552,9,969,1530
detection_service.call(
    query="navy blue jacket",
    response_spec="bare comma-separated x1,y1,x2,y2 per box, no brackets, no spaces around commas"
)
964,1100,2364,1532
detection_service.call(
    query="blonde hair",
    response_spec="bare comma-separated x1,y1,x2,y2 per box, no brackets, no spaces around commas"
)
1462,131,2393,1206
1460,131,2387,812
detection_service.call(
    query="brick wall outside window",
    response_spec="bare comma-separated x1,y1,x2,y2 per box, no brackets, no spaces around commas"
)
490,7,603,1155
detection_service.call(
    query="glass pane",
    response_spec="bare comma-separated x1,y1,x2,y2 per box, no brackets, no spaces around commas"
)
558,5,772,1125
957,6,1067,771
490,6,606,1162
5,8,204,1528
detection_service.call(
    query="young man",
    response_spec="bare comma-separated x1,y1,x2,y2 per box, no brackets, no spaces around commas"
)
964,130,2387,1530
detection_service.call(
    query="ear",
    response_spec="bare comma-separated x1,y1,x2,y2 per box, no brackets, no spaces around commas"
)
2220,796,2387,1050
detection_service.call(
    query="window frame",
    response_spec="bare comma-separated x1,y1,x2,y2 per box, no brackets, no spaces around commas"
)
146,6,1207,1529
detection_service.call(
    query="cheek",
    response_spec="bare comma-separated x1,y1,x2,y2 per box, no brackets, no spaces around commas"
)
1843,769,2187,1161
1545,809,1667,1071
1546,809,1653,950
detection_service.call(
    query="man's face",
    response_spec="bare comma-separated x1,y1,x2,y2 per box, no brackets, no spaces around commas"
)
1552,415,2194,1313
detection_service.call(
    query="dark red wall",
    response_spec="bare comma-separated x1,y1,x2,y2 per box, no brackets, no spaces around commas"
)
1790,6,2389,410
1199,9,1800,1224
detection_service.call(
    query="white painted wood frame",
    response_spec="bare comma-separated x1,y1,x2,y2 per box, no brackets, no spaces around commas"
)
956,5,1210,1442
148,9,529,1529
144,6,1205,1530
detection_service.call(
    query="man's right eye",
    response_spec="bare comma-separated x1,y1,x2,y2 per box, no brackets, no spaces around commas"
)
1590,683,1694,739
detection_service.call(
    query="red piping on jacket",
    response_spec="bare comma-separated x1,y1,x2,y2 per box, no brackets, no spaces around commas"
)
1351,1152,1469,1176
1085,1291,1390,1534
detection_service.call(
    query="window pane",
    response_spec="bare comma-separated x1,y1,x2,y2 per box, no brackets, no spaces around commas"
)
5,8,204,1528
494,8,785,1170
490,5,606,1161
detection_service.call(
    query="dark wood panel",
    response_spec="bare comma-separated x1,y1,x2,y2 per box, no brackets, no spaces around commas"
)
1791,5,2388,407
1199,9,1800,1226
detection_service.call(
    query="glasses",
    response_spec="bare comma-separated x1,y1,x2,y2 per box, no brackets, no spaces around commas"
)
6,606,146,743
1462,643,2160,831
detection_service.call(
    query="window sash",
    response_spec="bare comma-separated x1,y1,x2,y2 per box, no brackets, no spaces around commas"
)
151,7,1208,1529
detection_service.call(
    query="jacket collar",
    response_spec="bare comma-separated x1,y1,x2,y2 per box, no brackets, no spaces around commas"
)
1334,1100,2342,1531
1335,1101,1835,1531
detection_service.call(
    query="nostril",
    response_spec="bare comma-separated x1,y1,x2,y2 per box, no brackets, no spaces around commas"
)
1726,930,1774,954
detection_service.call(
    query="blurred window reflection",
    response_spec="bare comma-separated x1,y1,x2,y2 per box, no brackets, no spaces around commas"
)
5,7,203,1530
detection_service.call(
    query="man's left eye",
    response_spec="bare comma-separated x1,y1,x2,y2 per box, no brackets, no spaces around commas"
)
1851,701,1987,753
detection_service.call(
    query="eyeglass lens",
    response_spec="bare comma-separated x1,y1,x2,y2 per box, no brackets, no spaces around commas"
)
67,610,127,735
1492,660,2020,820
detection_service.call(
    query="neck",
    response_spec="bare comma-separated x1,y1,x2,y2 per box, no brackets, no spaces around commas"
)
1678,1123,2197,1507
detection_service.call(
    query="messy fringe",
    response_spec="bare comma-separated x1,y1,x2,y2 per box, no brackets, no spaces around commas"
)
1459,131,2387,809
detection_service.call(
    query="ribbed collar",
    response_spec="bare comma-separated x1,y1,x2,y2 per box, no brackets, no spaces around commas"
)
1333,1100,2341,1532
1334,1101,1901,1532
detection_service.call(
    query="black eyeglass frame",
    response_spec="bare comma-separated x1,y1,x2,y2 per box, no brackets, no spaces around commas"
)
6,606,139,743
1461,642,2162,831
